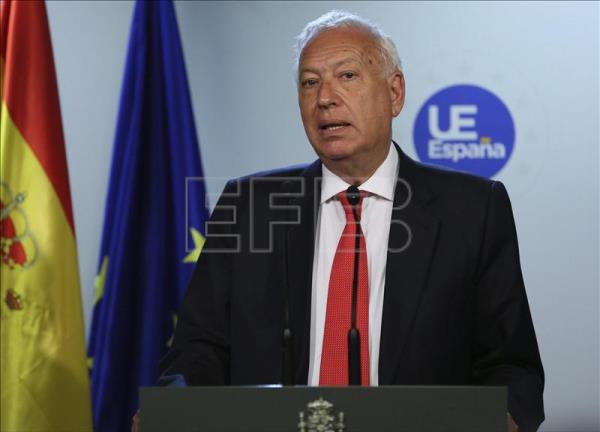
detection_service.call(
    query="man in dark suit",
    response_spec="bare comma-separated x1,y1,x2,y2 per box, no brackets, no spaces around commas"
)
160,10,544,432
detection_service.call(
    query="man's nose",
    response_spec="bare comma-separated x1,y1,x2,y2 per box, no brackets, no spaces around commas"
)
317,81,338,109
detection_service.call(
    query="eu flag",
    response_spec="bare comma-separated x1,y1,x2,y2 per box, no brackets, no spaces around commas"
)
86,1,209,430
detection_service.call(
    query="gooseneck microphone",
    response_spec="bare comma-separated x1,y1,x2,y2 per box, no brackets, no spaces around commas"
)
346,185,362,385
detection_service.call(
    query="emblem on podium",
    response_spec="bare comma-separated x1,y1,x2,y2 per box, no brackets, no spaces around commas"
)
298,397,345,432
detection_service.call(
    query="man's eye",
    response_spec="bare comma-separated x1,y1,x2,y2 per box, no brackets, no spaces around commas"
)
301,79,318,88
341,72,357,80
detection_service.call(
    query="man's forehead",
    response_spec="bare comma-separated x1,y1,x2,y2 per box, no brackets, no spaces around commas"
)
299,28,380,71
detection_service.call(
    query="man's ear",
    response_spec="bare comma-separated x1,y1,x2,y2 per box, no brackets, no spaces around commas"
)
389,70,405,117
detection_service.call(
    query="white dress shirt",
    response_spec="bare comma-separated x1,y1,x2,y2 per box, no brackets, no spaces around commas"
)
308,144,399,386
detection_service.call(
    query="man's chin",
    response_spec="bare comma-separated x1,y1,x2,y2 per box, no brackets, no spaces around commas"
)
312,141,357,162
318,150,353,163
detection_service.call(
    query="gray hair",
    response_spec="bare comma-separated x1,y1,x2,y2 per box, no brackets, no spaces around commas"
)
294,10,402,80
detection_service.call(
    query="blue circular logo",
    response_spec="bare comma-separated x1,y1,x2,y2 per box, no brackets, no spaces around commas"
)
413,84,514,178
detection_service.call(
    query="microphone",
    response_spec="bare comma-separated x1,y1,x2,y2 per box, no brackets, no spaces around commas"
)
346,185,362,385
346,185,361,207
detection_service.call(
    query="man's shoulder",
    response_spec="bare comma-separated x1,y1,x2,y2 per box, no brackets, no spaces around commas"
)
405,155,497,201
218,162,320,200
234,163,313,182
403,158,513,236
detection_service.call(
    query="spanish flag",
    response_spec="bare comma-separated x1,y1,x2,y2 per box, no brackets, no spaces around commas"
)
0,1,92,430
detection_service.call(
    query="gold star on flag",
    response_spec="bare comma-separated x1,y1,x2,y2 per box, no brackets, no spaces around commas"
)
94,256,109,305
183,227,205,263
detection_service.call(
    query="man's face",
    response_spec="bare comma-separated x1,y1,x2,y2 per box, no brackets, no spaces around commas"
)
298,27,404,171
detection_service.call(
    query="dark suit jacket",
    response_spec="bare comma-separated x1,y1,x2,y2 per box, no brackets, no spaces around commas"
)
163,144,544,431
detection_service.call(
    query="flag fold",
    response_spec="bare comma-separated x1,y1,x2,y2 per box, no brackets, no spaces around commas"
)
87,0,209,430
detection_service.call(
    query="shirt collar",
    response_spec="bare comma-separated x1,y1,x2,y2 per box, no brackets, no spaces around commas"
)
320,143,399,204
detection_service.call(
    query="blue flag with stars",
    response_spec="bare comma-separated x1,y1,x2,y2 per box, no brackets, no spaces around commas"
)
86,1,209,430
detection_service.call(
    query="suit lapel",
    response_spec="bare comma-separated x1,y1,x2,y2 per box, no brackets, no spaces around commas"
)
379,145,440,384
285,160,321,384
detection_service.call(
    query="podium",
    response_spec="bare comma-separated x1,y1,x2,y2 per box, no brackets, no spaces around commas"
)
140,385,506,431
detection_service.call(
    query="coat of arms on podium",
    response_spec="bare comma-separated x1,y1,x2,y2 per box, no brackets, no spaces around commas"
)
298,397,346,432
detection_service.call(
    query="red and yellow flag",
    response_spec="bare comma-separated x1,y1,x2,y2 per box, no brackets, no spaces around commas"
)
0,1,92,430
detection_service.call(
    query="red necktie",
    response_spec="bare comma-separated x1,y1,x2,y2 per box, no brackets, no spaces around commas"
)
319,190,370,385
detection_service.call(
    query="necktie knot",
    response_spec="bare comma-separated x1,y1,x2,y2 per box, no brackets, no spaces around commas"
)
338,188,366,221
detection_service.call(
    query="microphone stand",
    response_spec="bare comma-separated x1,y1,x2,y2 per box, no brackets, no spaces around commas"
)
346,185,362,386
281,181,294,386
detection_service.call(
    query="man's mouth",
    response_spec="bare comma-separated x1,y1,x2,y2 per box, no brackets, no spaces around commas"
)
319,122,351,131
